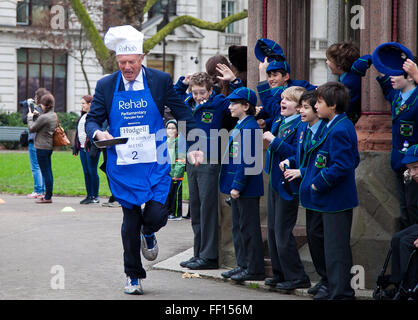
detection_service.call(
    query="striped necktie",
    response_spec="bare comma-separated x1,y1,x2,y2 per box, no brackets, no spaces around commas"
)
128,81,135,91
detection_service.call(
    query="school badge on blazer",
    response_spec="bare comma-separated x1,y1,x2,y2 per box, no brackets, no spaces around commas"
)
229,141,239,158
201,111,213,124
315,153,327,169
400,122,414,137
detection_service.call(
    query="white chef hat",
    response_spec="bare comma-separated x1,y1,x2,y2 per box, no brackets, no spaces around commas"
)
104,25,144,55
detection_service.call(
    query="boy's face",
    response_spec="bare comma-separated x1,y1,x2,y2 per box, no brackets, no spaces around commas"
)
326,58,344,76
191,85,212,105
229,101,249,120
166,123,178,138
390,75,412,90
267,70,289,88
315,97,335,120
300,100,318,123
406,162,418,182
280,95,299,117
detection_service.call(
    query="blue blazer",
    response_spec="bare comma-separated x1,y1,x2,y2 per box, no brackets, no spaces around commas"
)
264,115,303,199
340,54,372,122
377,75,418,173
219,115,264,197
288,120,329,177
85,67,197,144
299,114,360,212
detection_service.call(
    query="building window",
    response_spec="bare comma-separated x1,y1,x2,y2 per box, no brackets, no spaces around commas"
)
148,0,177,19
16,0,52,27
221,0,235,33
17,48,67,112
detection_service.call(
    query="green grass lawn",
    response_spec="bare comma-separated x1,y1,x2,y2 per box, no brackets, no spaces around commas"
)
0,151,189,200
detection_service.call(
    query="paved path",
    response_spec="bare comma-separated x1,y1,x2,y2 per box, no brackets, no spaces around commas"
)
0,193,309,300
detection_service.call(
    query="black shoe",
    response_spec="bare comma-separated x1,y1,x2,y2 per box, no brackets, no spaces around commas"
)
187,258,218,270
275,277,311,291
231,270,265,282
265,275,283,287
313,284,330,300
182,215,191,219
308,280,326,295
180,256,198,268
221,266,244,279
80,197,91,204
90,197,100,204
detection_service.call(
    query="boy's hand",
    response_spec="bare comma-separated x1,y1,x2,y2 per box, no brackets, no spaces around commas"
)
188,150,204,167
230,189,240,199
257,119,266,129
403,58,418,83
263,131,275,143
216,64,236,82
259,57,269,82
414,238,418,248
279,159,290,171
182,74,192,85
255,106,263,116
284,169,301,181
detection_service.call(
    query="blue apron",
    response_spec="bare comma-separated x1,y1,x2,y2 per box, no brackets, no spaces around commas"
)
106,71,171,209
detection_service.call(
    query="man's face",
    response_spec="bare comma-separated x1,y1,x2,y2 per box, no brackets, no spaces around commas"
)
117,54,144,81
406,162,418,182
267,70,289,88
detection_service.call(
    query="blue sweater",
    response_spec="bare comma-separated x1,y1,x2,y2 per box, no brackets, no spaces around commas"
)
219,115,264,197
377,75,418,173
299,114,360,212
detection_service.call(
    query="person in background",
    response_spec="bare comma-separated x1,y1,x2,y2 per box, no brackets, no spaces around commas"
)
166,119,186,221
27,93,57,204
20,88,49,199
73,95,101,204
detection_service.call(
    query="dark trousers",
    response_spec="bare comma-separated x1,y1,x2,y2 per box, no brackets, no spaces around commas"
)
187,163,219,260
167,179,183,217
231,197,265,275
36,148,53,200
395,172,418,229
121,200,169,279
79,148,100,198
267,186,308,281
390,224,418,287
306,209,355,299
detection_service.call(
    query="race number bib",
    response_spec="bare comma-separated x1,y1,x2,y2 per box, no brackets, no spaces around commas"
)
116,125,157,165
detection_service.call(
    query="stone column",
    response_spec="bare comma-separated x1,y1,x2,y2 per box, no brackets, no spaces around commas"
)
327,0,345,81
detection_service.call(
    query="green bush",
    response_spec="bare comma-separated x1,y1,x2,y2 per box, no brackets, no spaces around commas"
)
57,112,79,132
0,111,25,126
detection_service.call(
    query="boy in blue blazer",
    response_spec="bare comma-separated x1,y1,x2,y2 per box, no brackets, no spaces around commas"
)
262,86,311,291
299,82,359,300
326,42,372,124
376,60,418,228
174,70,241,270
281,90,328,297
219,87,265,282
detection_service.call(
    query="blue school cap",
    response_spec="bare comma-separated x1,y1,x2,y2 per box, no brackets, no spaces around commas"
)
402,145,418,165
254,38,286,62
227,87,258,106
266,60,291,74
372,42,413,76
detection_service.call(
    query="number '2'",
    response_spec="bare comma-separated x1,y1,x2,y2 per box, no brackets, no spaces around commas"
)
132,151,138,160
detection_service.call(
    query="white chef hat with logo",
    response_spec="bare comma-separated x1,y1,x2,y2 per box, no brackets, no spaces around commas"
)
104,25,144,55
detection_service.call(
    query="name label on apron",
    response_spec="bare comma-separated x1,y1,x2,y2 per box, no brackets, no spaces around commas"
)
116,124,157,165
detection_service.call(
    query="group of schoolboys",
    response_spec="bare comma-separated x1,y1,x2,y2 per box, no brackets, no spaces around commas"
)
166,39,418,300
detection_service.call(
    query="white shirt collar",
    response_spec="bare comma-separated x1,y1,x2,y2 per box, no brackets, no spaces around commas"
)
122,69,144,90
